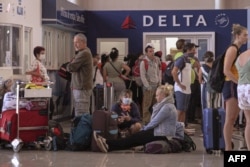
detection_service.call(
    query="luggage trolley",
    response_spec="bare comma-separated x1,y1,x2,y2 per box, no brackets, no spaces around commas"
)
10,81,53,152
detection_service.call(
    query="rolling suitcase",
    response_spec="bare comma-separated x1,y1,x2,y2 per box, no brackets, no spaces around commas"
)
93,82,114,111
91,109,118,152
202,107,225,153
0,109,48,143
91,82,118,152
93,84,104,110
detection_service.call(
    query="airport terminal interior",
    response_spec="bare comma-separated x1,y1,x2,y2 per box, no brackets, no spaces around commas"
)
1,0,250,167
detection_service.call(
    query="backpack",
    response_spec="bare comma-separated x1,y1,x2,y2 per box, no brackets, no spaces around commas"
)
208,44,239,93
67,113,92,151
132,58,149,86
174,132,196,152
144,139,183,154
132,57,161,87
48,120,69,151
164,56,187,85
163,61,175,85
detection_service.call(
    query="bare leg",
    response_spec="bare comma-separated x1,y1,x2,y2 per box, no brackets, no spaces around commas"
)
244,110,250,150
177,110,185,123
223,97,240,150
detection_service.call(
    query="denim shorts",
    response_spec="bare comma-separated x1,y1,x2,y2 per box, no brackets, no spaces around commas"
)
222,81,238,101
175,91,191,111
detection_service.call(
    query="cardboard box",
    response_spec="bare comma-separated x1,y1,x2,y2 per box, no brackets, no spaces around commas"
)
24,88,52,98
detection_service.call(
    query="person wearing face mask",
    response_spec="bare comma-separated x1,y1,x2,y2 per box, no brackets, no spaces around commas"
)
26,46,49,83
93,84,185,153
111,89,142,137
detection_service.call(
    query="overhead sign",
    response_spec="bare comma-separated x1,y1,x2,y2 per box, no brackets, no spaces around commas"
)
42,0,86,32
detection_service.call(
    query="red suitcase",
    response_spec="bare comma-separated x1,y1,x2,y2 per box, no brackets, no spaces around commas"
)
0,109,48,143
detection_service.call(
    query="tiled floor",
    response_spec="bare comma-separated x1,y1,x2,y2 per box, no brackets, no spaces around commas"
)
0,122,244,167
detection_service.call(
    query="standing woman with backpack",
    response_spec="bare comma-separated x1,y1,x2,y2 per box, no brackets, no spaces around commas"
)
223,24,248,151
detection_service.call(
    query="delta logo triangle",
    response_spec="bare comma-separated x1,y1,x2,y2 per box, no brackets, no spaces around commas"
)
121,15,136,29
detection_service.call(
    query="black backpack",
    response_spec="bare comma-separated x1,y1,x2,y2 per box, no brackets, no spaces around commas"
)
163,57,186,85
163,61,175,85
208,44,239,93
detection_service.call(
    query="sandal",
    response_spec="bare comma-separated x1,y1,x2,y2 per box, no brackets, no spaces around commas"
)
93,131,108,153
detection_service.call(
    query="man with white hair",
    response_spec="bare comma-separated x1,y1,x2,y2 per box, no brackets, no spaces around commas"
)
67,33,93,116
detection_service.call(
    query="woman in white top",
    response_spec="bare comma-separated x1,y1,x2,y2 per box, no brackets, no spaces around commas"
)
236,49,250,150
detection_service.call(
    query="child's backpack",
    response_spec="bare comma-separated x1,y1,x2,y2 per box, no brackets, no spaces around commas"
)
132,58,149,86
67,113,92,151
208,44,239,93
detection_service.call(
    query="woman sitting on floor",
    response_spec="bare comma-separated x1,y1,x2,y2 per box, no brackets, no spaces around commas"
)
93,83,184,152
111,89,142,137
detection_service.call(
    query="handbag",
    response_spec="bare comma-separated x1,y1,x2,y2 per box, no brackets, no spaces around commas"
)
109,62,129,81
58,62,72,81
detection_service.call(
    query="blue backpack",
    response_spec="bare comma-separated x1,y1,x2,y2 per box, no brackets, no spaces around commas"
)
68,113,92,151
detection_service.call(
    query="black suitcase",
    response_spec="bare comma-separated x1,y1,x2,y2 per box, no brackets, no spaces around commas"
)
93,84,104,110
91,109,118,152
93,82,114,111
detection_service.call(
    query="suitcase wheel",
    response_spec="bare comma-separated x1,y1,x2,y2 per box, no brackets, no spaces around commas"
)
11,138,23,153
45,141,52,151
44,136,53,151
13,143,23,153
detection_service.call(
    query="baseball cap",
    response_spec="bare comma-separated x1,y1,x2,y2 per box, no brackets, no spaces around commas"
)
183,43,199,52
146,43,155,48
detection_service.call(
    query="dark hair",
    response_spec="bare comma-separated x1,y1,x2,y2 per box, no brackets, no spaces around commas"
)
109,48,119,61
33,46,45,58
203,51,214,63
101,53,109,65
183,43,198,53
165,54,173,61
100,53,109,76
176,39,185,50
145,45,153,53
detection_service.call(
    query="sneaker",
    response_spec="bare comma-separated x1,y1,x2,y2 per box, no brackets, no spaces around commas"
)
93,131,108,153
